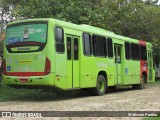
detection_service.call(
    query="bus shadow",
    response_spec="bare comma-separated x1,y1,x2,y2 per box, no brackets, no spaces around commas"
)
108,87,135,94
0,85,138,102
0,87,89,102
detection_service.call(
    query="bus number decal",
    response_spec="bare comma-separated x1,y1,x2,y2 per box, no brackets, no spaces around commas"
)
97,62,108,68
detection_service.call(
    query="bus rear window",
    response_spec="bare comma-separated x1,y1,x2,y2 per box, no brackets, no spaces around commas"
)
6,22,47,53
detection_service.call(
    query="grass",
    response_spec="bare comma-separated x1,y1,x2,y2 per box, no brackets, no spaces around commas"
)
0,83,57,102
0,83,88,102
148,79,160,85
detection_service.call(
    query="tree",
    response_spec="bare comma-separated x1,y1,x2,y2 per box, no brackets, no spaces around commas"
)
1,0,160,63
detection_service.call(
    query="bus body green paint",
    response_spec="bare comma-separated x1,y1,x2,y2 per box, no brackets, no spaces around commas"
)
2,18,155,92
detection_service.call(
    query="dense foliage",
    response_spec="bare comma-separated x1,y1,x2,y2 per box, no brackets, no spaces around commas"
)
0,0,160,63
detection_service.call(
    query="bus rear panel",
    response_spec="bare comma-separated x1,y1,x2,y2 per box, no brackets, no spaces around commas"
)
3,20,55,88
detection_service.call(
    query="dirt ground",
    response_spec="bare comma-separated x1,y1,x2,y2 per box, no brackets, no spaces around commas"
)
0,81,160,120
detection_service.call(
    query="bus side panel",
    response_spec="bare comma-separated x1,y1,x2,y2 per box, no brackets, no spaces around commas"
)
106,59,115,86
123,61,140,85
54,51,67,89
80,56,96,88
80,56,115,88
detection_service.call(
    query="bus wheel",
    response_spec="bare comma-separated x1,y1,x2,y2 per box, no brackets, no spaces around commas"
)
94,75,106,96
132,75,145,89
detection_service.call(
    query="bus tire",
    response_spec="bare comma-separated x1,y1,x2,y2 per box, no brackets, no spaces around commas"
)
94,75,106,96
132,75,145,89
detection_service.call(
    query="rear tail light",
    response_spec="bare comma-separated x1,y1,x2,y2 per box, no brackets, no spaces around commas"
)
3,59,6,75
44,57,51,75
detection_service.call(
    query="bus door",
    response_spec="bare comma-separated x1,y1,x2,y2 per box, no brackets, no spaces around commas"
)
66,35,80,88
114,44,122,84
147,51,153,82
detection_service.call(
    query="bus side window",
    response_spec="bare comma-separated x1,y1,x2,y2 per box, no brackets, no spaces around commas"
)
74,38,78,60
125,42,131,60
83,33,92,56
104,38,108,57
67,37,71,60
55,27,64,53
140,45,147,60
92,35,106,57
131,43,135,60
107,38,113,58
135,44,140,60
131,43,140,60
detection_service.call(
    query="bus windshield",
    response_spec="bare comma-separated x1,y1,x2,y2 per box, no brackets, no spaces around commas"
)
6,23,47,53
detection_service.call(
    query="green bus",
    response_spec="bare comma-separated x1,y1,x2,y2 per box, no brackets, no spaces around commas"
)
2,18,155,95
